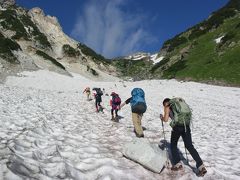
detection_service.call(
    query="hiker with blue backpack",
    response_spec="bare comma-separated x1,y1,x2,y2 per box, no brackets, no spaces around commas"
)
120,88,147,138
160,97,207,176
110,92,121,121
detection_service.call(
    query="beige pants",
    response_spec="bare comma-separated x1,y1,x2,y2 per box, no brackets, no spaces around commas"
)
132,113,143,137
86,92,90,100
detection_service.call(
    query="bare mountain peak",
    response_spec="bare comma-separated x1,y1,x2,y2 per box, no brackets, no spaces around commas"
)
29,7,61,28
29,7,44,15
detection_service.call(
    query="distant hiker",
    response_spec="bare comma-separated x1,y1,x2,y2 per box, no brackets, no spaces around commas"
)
120,88,147,138
160,97,207,176
110,92,121,121
93,88,103,112
83,87,91,100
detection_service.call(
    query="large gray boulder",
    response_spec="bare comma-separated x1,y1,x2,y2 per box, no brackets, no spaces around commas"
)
0,0,15,8
123,138,167,173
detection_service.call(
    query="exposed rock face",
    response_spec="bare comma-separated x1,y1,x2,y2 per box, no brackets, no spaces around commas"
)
29,8,60,27
29,7,44,16
0,0,15,8
28,7,77,57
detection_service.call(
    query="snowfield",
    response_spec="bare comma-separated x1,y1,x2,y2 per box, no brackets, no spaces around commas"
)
0,70,240,180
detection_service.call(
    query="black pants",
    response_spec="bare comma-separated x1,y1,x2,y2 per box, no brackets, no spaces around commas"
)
95,101,101,110
171,125,203,168
111,109,118,116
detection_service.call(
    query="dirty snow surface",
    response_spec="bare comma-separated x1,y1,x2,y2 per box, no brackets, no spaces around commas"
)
1,70,240,180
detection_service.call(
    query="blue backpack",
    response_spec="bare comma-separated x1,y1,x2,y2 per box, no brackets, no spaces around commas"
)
130,88,147,114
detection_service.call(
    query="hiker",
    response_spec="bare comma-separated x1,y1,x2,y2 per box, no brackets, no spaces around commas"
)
83,87,91,100
160,97,207,176
110,92,121,121
93,88,103,112
120,88,147,138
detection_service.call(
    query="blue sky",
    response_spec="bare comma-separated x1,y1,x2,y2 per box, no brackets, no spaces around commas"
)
16,0,229,58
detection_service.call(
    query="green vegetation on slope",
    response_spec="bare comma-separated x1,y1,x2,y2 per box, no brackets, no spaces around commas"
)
62,44,80,57
150,58,170,73
0,32,21,63
0,9,28,40
87,66,99,76
77,43,110,65
162,0,240,53
161,16,240,85
0,8,51,49
36,50,65,70
112,58,152,80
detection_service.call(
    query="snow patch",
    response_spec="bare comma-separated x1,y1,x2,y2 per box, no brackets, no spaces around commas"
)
0,7,7,11
150,54,164,64
125,52,150,61
215,36,224,44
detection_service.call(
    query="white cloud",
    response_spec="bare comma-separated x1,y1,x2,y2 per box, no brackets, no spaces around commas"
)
71,0,156,58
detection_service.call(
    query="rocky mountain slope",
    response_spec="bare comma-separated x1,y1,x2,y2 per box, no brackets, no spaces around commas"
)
0,0,117,82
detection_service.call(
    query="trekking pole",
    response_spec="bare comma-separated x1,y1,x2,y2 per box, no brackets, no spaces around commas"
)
161,119,170,168
183,119,189,164
184,145,189,164
161,120,166,145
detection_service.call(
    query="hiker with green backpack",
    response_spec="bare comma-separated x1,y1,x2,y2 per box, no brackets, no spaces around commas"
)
160,97,207,177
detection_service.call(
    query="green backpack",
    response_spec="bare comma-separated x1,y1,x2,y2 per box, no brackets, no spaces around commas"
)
169,98,192,128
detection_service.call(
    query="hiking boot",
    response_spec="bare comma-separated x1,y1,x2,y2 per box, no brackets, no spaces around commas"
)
136,134,144,138
133,128,137,135
133,129,144,138
111,116,115,121
171,162,183,171
197,164,207,177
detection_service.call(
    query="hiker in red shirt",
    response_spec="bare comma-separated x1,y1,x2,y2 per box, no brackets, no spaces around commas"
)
110,92,121,121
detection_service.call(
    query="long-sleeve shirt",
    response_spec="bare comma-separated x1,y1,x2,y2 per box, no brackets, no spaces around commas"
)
125,97,132,104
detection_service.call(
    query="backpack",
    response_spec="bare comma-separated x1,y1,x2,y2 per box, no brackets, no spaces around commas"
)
113,95,121,105
169,98,192,128
130,88,147,114
96,89,103,96
85,87,90,92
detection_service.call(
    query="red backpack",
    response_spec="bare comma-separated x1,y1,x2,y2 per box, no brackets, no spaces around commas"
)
113,95,121,105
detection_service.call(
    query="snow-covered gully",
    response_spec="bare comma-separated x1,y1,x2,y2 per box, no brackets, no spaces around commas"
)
0,70,239,180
